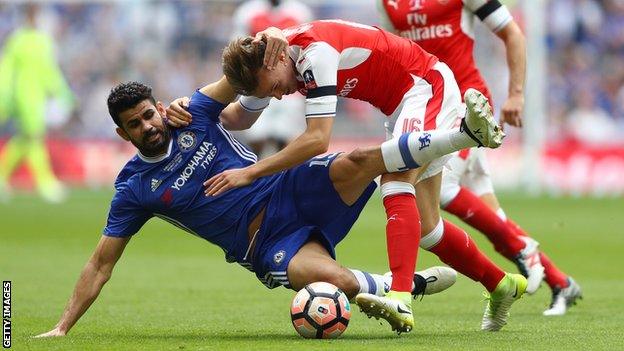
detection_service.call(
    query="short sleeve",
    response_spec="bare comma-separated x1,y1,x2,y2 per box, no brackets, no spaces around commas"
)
463,0,512,33
296,42,339,118
103,184,152,238
187,90,228,125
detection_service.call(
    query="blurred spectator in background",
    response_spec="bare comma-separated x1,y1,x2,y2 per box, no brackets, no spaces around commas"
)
0,1,620,143
544,0,624,141
567,88,619,144
0,1,621,194
231,0,312,158
0,3,74,202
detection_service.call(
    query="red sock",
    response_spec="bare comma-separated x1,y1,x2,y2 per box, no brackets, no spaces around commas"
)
445,188,525,259
506,218,528,237
506,219,570,289
428,220,505,292
384,194,420,292
540,253,569,289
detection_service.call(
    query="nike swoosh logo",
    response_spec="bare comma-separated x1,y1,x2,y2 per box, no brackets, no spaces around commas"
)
397,305,412,315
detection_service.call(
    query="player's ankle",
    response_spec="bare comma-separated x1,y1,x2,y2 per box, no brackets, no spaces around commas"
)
386,290,412,305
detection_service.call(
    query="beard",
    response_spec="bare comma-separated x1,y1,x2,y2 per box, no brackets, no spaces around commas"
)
135,125,171,157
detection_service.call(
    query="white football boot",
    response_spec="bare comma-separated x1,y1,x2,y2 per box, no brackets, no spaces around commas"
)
385,266,458,297
461,88,505,148
481,273,528,331
513,236,546,294
356,291,414,334
543,277,583,316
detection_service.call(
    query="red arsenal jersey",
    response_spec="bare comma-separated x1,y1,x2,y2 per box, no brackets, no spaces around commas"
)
377,0,512,103
285,20,439,118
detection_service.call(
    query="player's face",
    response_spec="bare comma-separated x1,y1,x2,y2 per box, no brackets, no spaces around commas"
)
253,57,298,100
116,99,170,156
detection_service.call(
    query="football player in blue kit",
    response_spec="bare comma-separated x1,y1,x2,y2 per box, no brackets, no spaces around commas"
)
34,78,462,337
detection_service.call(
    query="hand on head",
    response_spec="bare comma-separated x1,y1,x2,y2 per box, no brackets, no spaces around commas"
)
253,27,289,70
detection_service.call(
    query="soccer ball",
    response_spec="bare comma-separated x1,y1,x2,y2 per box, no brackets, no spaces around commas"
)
290,282,351,339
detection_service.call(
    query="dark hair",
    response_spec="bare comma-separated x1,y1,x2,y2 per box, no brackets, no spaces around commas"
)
222,37,267,95
107,82,156,127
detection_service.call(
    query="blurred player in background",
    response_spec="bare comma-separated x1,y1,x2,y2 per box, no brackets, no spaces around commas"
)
231,0,312,158
377,0,581,315
217,21,528,333
0,3,74,203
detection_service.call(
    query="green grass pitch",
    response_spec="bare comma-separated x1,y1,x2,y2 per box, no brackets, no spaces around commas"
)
2,190,623,350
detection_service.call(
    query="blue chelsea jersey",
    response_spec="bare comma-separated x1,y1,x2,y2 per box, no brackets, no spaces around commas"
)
103,90,279,261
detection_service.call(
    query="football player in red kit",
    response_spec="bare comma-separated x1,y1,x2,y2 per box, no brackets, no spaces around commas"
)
215,20,527,333
377,0,581,316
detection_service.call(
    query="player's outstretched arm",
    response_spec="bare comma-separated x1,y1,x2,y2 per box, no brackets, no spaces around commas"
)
496,20,526,128
218,97,270,130
35,235,130,337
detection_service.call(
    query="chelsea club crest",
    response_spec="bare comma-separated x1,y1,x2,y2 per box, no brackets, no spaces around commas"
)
177,131,196,151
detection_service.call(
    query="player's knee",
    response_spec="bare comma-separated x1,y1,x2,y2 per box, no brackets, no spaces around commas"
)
345,147,369,167
321,268,359,297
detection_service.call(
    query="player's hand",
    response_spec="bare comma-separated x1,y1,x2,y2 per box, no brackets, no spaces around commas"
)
34,327,66,338
165,97,192,128
500,94,524,128
203,167,256,196
253,27,288,70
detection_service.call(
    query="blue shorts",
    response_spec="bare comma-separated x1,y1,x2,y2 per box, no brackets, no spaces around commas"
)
247,153,377,289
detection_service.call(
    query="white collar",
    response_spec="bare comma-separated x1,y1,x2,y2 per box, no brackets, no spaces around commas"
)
137,139,173,163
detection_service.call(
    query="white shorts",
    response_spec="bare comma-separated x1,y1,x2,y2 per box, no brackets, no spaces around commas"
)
240,95,306,142
384,61,462,183
440,147,494,207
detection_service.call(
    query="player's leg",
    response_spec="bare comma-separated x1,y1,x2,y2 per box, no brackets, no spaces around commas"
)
287,238,360,298
25,137,65,202
418,173,506,292
287,238,456,300
505,218,582,315
379,171,421,295
440,150,544,293
416,172,527,331
0,135,27,199
324,150,420,332
328,154,459,299
17,102,65,202
352,62,504,333
350,81,440,334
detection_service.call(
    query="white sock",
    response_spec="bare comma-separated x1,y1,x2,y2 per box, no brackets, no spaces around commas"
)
349,269,392,296
348,269,422,297
419,218,444,250
381,128,477,173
